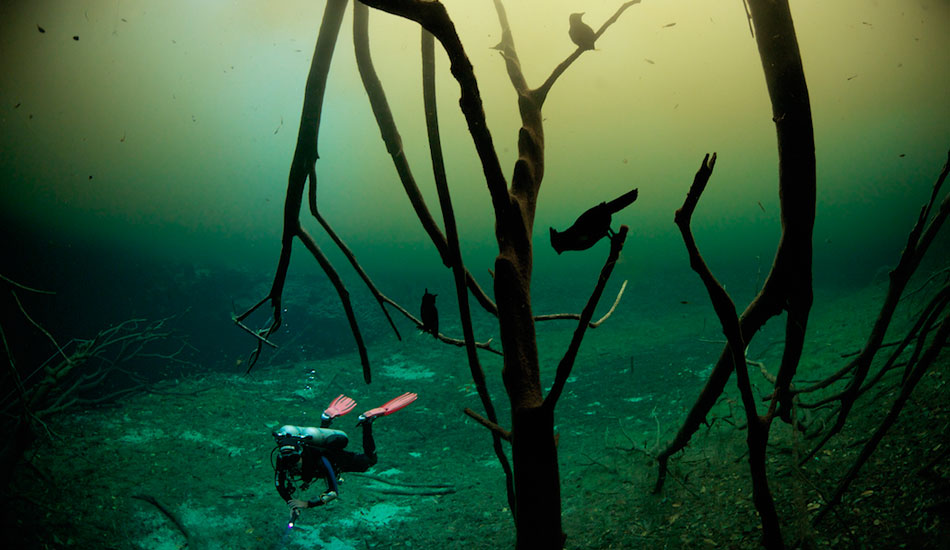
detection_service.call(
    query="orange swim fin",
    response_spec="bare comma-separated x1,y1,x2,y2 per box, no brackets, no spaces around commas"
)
358,392,418,423
323,394,357,422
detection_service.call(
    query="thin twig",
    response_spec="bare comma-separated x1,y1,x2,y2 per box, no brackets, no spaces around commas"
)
463,407,511,441
534,280,627,327
0,273,55,294
10,291,70,364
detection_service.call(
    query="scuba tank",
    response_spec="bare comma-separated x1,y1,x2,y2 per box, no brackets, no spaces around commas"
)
274,425,348,450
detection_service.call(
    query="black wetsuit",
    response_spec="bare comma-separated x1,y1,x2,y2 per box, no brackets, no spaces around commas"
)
275,422,377,507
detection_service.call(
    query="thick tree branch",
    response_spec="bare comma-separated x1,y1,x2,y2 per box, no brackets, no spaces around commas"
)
544,226,628,411
296,226,372,383
352,2,498,317
358,0,510,217
673,153,782,548
420,27,515,511
308,167,402,342
235,0,370,377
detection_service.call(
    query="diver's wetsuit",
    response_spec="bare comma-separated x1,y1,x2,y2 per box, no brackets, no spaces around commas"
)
275,422,377,507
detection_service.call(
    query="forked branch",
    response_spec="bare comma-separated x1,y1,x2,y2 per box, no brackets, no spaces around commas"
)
673,153,782,548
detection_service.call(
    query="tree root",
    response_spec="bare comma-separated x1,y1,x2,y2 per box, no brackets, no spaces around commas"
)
132,494,193,548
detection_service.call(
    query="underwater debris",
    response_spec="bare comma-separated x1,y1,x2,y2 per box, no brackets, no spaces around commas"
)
73,35,79,41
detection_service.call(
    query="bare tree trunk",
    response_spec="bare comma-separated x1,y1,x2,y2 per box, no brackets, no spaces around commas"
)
656,0,816,506
746,0,816,423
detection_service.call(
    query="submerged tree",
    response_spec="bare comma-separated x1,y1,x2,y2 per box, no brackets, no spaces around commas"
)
653,1,950,548
0,273,188,490
652,1,816,547
235,0,640,547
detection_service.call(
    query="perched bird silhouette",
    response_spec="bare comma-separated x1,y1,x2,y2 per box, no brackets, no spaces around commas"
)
569,12,597,51
550,188,638,254
420,288,439,337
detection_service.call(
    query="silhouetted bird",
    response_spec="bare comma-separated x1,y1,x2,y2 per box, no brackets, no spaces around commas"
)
569,12,596,51
420,289,439,337
550,188,638,254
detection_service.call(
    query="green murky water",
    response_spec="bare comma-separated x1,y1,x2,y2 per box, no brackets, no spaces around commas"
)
2,1,948,548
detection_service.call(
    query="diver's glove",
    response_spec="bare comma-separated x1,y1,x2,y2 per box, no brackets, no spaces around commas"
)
310,491,337,507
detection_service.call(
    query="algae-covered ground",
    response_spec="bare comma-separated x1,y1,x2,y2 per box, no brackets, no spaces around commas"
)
7,277,950,549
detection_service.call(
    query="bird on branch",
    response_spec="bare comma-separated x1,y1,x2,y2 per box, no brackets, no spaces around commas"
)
550,188,638,254
569,12,597,51
420,289,439,337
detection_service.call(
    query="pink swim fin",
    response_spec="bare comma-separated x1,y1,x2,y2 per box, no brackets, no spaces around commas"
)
323,394,357,422
358,392,418,423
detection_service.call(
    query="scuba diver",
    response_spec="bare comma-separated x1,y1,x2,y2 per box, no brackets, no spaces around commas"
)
272,392,417,525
